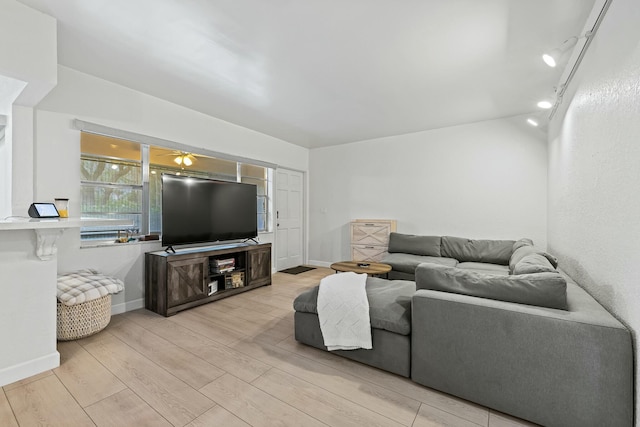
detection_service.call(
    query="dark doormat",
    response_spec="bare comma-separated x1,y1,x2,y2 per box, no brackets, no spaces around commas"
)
279,266,316,275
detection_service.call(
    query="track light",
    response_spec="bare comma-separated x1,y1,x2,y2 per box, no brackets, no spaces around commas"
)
526,113,550,129
537,99,554,109
542,32,592,68
543,37,578,67
526,111,549,129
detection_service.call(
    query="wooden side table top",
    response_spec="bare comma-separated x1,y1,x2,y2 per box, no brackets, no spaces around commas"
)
330,261,392,275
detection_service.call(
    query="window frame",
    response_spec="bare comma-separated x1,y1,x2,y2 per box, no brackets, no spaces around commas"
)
80,132,274,242
80,153,144,241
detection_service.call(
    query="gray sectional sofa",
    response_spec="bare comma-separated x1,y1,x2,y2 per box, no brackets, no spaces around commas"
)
293,233,633,427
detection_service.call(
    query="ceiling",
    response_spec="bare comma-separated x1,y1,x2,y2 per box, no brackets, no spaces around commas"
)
17,0,596,148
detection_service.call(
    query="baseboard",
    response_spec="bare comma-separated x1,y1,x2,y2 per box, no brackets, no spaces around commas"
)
111,298,145,315
0,351,60,387
308,260,331,268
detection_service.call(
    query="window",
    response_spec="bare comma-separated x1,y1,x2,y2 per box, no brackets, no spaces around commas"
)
80,135,142,241
240,164,273,233
80,132,273,241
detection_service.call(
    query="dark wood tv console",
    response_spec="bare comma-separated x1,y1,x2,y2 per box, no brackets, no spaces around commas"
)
145,242,271,316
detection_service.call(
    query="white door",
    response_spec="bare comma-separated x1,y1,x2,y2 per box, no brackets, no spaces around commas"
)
276,169,303,270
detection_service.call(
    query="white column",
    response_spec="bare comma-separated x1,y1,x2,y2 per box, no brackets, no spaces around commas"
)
11,105,34,217
0,228,60,386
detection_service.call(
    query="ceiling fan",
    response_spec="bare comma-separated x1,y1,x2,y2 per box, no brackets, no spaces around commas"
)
159,151,200,167
173,152,196,167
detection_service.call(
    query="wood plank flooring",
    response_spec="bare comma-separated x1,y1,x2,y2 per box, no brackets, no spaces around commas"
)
2,267,537,426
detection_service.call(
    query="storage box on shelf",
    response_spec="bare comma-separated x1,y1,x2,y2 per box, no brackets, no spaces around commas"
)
145,243,271,316
350,219,397,262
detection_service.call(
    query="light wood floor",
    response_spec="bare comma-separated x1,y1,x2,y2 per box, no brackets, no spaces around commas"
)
1,267,536,427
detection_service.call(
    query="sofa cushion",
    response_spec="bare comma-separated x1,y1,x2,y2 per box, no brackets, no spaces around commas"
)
441,236,515,265
415,263,568,310
543,252,559,268
293,277,415,335
509,245,559,272
513,253,556,275
382,252,458,274
57,269,124,306
509,244,537,271
513,238,534,251
388,233,441,257
456,262,510,275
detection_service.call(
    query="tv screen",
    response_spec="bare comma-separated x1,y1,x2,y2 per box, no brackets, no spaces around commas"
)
161,174,258,247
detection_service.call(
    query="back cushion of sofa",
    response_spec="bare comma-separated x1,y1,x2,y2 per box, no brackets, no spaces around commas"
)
441,236,514,265
509,245,537,271
388,232,441,257
513,253,556,275
415,263,568,310
510,244,560,272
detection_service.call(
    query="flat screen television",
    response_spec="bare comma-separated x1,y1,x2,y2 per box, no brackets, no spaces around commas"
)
161,174,258,248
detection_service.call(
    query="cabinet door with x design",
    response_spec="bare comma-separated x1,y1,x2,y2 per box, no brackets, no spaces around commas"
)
166,256,208,308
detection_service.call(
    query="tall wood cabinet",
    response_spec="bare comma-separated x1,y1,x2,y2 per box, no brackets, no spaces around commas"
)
145,243,271,316
350,219,397,262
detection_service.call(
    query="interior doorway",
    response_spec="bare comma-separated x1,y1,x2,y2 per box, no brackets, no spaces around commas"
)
275,168,304,271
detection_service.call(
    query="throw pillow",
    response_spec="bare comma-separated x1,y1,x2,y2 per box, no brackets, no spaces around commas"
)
513,253,556,274
509,245,537,271
512,238,534,251
509,245,560,272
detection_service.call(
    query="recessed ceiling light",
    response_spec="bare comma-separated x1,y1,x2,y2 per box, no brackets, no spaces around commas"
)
527,118,539,127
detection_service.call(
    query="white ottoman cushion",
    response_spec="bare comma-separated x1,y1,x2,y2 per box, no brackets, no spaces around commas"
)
57,269,124,306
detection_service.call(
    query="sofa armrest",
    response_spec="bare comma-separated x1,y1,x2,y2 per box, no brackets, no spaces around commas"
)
411,287,632,427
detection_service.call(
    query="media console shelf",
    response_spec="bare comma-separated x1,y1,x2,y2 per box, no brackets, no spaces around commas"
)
145,242,271,316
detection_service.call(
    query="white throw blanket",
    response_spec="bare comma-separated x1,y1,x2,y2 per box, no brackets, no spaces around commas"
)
317,272,372,351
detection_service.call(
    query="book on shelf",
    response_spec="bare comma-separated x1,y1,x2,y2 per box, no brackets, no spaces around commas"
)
207,280,218,296
213,258,235,267
211,258,235,274
224,276,234,289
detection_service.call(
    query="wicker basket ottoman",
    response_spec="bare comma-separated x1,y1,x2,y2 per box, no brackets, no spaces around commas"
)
56,269,124,341
56,294,112,341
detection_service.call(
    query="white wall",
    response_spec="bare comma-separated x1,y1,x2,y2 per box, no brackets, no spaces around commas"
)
0,76,29,218
0,0,57,107
11,105,35,216
308,115,548,265
0,0,56,217
34,65,309,311
0,229,59,386
0,113,11,219
547,0,640,418
0,0,60,385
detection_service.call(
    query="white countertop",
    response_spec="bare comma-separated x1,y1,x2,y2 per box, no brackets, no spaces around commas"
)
0,217,132,231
